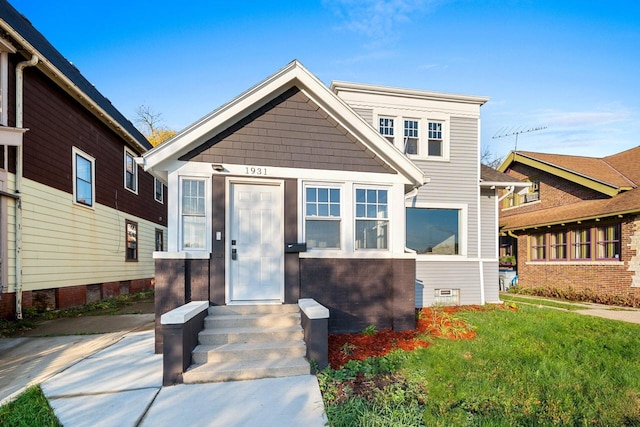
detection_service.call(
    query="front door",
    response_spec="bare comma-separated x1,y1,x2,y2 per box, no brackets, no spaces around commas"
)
228,182,284,303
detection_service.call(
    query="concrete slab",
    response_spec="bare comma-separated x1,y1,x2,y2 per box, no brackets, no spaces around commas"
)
21,313,154,337
42,334,162,398
575,308,640,325
0,333,122,404
140,375,327,427
49,387,159,427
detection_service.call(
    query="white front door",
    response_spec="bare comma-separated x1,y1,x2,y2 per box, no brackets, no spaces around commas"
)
229,182,284,303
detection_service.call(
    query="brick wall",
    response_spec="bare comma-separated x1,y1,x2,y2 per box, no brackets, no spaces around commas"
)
0,278,154,319
516,216,639,297
502,164,607,218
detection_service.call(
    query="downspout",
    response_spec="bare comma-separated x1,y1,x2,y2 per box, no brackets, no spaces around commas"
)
14,54,39,319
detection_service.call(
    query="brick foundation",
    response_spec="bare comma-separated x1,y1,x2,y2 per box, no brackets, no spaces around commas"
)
0,278,155,319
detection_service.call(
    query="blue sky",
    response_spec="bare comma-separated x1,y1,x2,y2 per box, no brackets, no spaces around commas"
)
8,0,640,160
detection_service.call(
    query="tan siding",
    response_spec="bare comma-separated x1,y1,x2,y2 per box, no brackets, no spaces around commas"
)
13,178,166,292
353,107,374,126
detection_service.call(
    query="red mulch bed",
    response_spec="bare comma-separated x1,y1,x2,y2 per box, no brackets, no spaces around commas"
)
328,305,512,369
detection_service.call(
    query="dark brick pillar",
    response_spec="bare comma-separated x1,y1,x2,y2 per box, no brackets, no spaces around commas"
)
154,258,187,354
392,258,416,331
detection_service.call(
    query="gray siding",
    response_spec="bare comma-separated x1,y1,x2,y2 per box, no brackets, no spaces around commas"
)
483,261,500,303
412,116,480,257
182,87,394,174
353,107,374,126
480,187,497,258
415,261,482,307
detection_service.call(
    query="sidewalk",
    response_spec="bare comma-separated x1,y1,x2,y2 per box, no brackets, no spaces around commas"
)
0,311,327,426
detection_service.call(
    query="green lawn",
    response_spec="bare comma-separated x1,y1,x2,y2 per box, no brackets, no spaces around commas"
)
319,305,640,426
500,293,585,310
0,385,60,427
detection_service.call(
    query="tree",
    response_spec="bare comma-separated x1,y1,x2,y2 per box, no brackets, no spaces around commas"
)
481,145,505,169
135,105,176,147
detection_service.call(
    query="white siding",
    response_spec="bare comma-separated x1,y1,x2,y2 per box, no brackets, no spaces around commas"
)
353,107,373,125
483,261,500,303
480,187,497,258
3,177,166,292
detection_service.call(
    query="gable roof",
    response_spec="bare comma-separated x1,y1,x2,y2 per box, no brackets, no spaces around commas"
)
142,60,427,188
498,151,635,197
498,146,640,231
479,164,528,188
0,1,151,152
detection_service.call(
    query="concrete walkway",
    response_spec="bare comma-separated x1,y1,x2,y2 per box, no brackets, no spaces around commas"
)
41,330,327,427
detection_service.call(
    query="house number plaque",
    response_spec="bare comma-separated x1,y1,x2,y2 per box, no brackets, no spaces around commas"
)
245,166,268,176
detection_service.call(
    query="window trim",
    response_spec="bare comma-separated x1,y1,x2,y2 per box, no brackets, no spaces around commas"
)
178,176,210,252
596,224,621,261
529,223,622,263
124,147,138,194
72,147,95,209
354,185,390,251
125,220,138,262
403,118,419,156
303,183,343,250
378,116,395,144
405,202,468,258
154,177,164,203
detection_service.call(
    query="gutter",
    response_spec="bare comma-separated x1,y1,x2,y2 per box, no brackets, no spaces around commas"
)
14,54,38,320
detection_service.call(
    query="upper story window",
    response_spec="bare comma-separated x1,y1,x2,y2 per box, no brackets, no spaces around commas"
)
0,37,16,126
427,121,443,157
403,119,419,155
72,147,95,208
304,185,341,249
355,188,388,250
180,178,206,250
124,148,138,194
379,117,395,144
154,177,164,203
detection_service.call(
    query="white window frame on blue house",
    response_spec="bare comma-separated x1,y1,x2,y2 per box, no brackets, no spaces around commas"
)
405,201,468,259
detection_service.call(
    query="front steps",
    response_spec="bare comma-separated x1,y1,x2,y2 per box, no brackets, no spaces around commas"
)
182,304,310,383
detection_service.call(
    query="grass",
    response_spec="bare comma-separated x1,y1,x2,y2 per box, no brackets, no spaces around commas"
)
319,305,640,426
0,385,61,427
0,290,154,337
500,293,585,311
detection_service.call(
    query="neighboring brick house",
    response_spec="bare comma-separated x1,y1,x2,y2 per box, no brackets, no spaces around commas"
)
497,147,640,298
0,1,167,318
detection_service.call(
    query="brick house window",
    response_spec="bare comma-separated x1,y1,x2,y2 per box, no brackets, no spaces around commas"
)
549,231,567,260
530,234,546,260
126,220,138,261
304,185,341,249
596,225,620,260
571,229,591,260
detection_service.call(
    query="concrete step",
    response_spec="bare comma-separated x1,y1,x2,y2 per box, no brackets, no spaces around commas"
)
183,357,310,383
198,325,304,345
192,341,307,364
208,304,300,316
204,312,301,329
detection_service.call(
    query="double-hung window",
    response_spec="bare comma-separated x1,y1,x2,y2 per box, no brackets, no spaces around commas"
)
572,229,591,260
125,220,138,261
379,117,395,144
181,178,206,250
73,147,95,208
427,121,443,157
549,231,567,260
531,234,546,261
304,186,341,249
124,147,138,193
404,119,419,155
596,225,620,260
355,188,388,250
154,178,164,203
